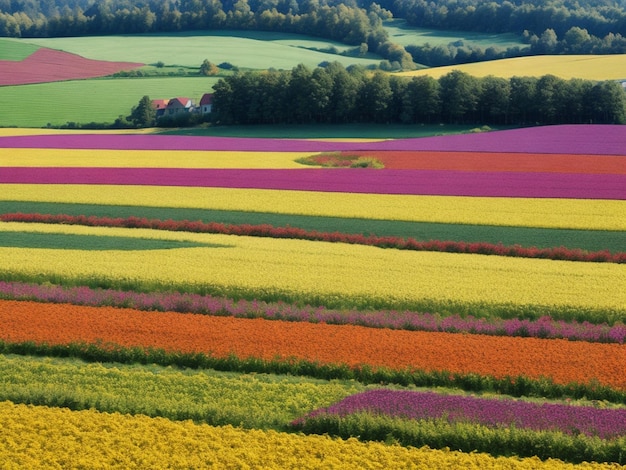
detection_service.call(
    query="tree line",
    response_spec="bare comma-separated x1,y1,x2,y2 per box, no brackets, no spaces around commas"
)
210,62,626,126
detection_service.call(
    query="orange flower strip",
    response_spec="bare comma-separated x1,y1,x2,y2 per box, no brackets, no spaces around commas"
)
345,151,626,174
2,300,625,390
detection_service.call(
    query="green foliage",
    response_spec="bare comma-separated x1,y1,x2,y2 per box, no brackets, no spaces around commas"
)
211,64,626,126
0,354,363,430
293,413,626,464
295,153,384,168
127,95,156,128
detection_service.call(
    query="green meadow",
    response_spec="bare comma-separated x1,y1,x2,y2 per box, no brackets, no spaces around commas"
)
0,77,219,127
19,30,383,70
157,123,494,138
0,38,39,60
383,19,526,49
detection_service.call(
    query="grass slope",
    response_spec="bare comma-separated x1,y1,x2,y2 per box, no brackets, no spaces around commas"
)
1,201,623,253
156,123,494,138
397,54,626,80
0,38,39,61
0,77,219,127
18,30,382,70
383,20,525,49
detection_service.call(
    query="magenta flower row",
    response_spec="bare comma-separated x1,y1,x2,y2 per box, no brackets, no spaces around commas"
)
3,167,625,199
0,125,624,154
1,281,624,344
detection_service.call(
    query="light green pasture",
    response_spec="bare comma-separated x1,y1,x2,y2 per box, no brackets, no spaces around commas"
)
18,30,383,70
0,38,39,61
383,19,525,49
0,77,219,127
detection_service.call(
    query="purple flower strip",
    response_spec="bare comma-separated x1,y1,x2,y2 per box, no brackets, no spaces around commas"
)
1,125,624,154
2,167,624,199
297,389,626,439
0,281,624,344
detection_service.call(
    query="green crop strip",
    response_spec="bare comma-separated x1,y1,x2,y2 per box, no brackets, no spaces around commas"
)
0,354,363,431
2,201,623,253
0,231,223,251
293,413,626,465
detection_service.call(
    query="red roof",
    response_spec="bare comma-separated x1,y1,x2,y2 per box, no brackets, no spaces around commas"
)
168,97,193,108
200,93,213,105
152,99,169,109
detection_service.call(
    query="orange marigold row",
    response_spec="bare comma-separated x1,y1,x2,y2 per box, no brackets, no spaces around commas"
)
1,299,625,390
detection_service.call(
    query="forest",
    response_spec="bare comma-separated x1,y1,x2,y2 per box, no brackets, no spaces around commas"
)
148,62,625,127
2,0,626,68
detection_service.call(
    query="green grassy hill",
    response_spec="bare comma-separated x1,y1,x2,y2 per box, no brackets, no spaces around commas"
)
19,30,383,70
0,77,220,128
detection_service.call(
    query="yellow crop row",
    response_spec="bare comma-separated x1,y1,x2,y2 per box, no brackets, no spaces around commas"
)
4,184,625,230
0,401,618,470
396,54,626,80
0,148,311,169
1,223,623,312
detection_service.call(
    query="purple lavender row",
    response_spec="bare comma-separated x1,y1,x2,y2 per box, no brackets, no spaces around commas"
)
1,281,624,343
3,167,624,199
1,125,624,154
296,389,626,439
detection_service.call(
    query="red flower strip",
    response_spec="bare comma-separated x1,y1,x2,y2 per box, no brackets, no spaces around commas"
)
341,151,626,174
2,213,623,262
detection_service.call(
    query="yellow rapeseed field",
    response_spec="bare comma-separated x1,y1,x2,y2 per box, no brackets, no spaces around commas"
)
1,223,623,312
396,54,626,80
3,184,624,230
0,401,619,470
0,148,311,169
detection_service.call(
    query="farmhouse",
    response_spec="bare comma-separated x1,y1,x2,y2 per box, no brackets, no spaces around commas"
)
199,93,213,114
151,95,213,117
164,97,195,115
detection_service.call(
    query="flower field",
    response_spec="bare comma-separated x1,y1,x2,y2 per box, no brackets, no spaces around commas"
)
1,125,625,468
0,47,144,86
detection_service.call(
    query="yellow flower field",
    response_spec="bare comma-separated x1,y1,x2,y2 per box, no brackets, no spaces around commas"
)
1,222,624,312
396,54,626,80
4,184,625,230
0,401,619,470
0,148,311,169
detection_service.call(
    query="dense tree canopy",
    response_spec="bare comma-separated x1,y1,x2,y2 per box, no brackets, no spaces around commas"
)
209,62,626,126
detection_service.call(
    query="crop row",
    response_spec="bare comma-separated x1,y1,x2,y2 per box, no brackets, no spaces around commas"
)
3,401,613,470
293,412,626,465
295,389,626,439
333,151,626,174
3,201,623,253
0,148,311,168
4,213,623,263
5,184,625,230
4,167,625,199
2,281,624,342
1,125,624,155
2,223,624,320
2,300,625,392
